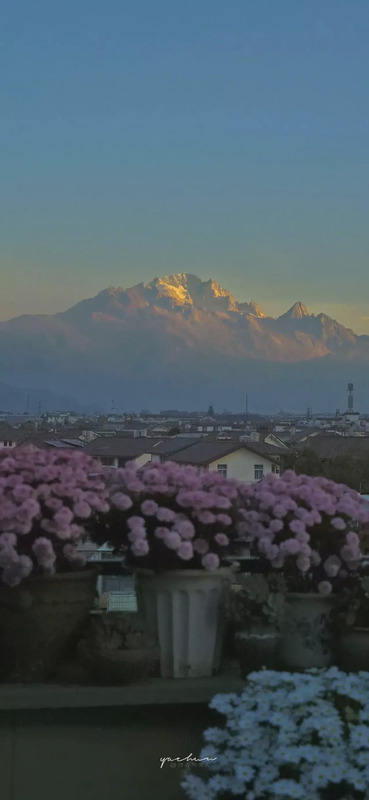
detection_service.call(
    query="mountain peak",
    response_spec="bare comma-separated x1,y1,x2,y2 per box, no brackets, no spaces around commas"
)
280,301,310,320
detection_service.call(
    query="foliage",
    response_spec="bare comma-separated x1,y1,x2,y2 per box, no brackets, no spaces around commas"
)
231,573,286,632
331,568,369,631
286,449,369,494
81,612,156,651
90,460,244,572
182,668,369,800
0,448,108,586
236,471,369,594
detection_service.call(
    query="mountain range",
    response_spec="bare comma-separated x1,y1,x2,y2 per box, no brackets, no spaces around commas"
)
0,273,368,413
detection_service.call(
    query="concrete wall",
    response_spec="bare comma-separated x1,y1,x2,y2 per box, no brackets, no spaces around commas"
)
0,704,216,800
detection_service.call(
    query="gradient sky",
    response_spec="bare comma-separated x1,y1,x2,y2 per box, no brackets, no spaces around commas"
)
2,0,369,332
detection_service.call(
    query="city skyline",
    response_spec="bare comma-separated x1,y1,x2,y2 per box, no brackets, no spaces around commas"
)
2,0,369,332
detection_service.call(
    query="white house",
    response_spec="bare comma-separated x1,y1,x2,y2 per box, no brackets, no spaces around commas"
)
168,441,284,482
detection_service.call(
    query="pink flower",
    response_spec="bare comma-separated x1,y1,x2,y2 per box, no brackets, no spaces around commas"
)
289,520,306,536
340,544,360,563
128,528,147,542
54,507,74,529
273,504,289,519
32,537,57,570
162,531,182,550
331,517,346,531
111,493,133,511
346,531,360,547
177,542,194,561
197,511,216,525
267,519,283,534
193,538,210,555
175,520,195,540
318,581,333,595
12,484,33,502
2,555,33,587
201,552,220,571
20,498,40,519
310,550,322,566
127,516,146,531
141,500,158,516
323,555,341,578
0,533,16,547
62,544,86,566
216,514,232,527
280,538,301,555
154,526,170,539
296,555,311,572
214,533,229,547
213,497,231,510
73,501,92,519
156,507,176,523
131,539,150,557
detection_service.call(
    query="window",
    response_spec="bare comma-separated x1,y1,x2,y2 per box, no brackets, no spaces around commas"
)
272,464,280,474
217,463,228,478
254,464,264,480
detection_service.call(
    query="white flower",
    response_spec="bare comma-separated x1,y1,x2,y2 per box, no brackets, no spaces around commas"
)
350,724,369,749
234,764,254,782
272,779,304,798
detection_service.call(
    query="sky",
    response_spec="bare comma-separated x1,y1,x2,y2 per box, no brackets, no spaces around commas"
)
2,0,369,332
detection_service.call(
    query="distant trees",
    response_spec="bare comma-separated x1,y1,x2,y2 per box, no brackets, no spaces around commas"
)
285,447,369,492
168,426,181,436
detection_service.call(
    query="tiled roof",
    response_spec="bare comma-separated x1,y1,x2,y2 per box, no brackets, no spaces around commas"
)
84,438,159,458
0,426,28,442
169,441,283,466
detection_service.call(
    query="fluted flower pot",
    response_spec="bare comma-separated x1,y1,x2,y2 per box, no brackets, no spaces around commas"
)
0,568,98,683
135,568,232,678
277,592,334,669
337,628,369,672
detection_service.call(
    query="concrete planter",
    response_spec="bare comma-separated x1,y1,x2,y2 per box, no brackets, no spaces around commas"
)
0,568,98,682
235,629,280,678
135,569,232,678
278,592,334,669
337,628,369,672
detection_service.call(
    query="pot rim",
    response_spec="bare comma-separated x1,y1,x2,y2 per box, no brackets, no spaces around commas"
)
135,567,232,578
0,565,100,591
286,592,334,600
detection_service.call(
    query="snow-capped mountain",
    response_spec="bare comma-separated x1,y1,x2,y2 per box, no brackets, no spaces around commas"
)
0,274,367,411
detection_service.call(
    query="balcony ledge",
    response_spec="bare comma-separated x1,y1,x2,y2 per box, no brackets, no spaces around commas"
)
0,661,244,710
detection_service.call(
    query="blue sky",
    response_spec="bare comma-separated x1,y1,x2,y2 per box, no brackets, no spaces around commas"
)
2,0,369,331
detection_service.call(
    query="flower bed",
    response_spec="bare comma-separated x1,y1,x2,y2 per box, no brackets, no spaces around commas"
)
182,668,369,799
90,460,244,572
236,471,369,594
0,448,109,586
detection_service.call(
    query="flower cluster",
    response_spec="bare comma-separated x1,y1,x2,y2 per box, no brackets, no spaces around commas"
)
236,471,369,593
90,460,243,571
182,668,369,800
0,448,108,586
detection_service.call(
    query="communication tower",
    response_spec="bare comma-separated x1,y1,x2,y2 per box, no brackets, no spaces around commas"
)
347,383,354,412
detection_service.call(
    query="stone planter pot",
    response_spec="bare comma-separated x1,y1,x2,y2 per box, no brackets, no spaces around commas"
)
0,568,98,683
337,628,369,672
78,641,160,685
235,629,281,678
277,592,334,669
135,568,232,678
